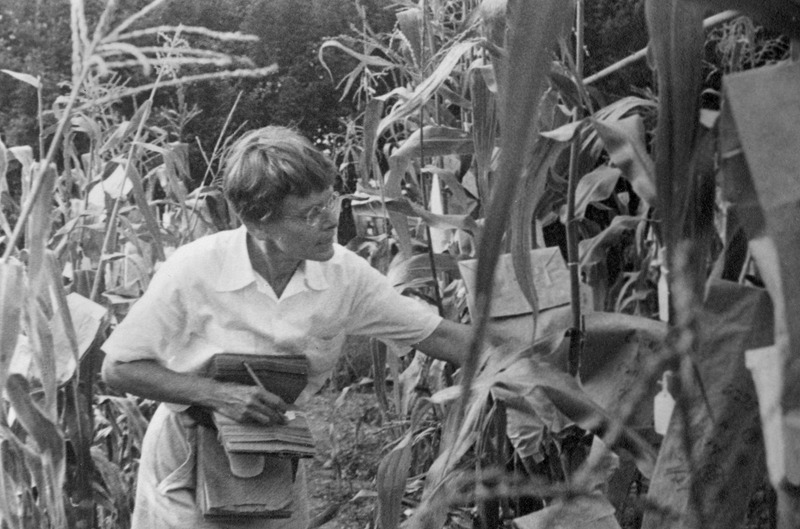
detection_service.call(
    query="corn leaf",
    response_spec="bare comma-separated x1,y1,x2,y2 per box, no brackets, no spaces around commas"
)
381,197,479,234
645,0,705,255
0,439,22,529
384,127,475,232
537,385,657,478
318,40,396,82
90,446,132,523
103,395,150,451
571,166,622,220
386,253,459,289
423,165,471,208
591,116,655,207
470,65,498,201
5,374,66,465
360,99,384,186
376,430,414,529
375,39,482,141
393,126,474,163
25,164,58,417
9,146,34,199
5,374,67,527
408,371,494,529
579,312,668,428
580,215,644,268
0,259,24,398
71,114,103,146
462,2,574,449
26,164,56,272
125,162,166,262
0,136,7,194
509,138,568,323
46,252,80,363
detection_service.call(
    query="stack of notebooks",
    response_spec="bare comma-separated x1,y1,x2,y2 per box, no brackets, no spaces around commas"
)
207,353,308,403
207,353,315,458
196,425,296,519
212,409,316,457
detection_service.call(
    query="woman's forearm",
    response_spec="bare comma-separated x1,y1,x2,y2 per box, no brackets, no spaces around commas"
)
414,319,472,367
101,356,288,424
102,357,217,407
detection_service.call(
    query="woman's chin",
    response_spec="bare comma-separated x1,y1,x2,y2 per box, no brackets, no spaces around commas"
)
309,244,335,261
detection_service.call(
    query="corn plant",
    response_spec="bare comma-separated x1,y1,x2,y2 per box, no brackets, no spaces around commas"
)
324,0,800,528
0,1,277,528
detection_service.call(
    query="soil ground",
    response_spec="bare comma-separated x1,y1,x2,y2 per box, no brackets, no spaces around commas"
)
305,386,393,529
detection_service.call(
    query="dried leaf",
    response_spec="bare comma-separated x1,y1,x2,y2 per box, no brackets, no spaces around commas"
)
1,69,41,88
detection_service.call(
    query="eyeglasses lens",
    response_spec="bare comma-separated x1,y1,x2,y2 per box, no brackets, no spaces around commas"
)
305,194,339,227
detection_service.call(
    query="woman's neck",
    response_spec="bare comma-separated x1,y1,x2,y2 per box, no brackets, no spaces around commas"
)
246,233,301,298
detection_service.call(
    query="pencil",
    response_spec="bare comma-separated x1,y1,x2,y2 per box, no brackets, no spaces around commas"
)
242,361,268,393
242,361,290,423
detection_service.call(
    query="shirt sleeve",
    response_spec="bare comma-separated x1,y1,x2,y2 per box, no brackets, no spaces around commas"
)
101,254,188,365
343,253,443,346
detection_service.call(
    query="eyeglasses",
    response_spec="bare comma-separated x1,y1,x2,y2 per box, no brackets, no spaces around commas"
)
284,192,340,227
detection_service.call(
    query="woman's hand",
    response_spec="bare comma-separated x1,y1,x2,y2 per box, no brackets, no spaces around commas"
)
207,382,288,425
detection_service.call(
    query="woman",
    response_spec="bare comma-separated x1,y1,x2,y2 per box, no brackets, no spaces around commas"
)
101,126,474,528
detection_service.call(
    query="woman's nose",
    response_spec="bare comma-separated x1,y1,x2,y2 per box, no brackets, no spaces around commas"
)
318,207,339,229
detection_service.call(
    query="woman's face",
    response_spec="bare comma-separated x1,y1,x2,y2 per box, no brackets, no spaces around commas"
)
249,188,340,262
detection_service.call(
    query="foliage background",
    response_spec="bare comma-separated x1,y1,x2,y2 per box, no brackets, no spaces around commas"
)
0,0,797,528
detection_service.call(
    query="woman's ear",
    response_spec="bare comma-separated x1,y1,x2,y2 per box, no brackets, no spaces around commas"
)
243,210,276,239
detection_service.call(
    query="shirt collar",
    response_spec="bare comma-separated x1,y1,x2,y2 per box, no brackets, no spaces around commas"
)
214,225,330,295
215,225,257,292
303,259,329,291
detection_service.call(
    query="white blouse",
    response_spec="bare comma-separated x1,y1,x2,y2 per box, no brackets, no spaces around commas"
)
102,225,441,405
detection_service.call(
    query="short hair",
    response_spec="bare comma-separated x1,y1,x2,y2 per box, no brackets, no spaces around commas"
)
223,126,337,223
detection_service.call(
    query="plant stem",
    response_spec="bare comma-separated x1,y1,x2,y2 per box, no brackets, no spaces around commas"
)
419,0,444,317
37,80,44,158
566,0,585,378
